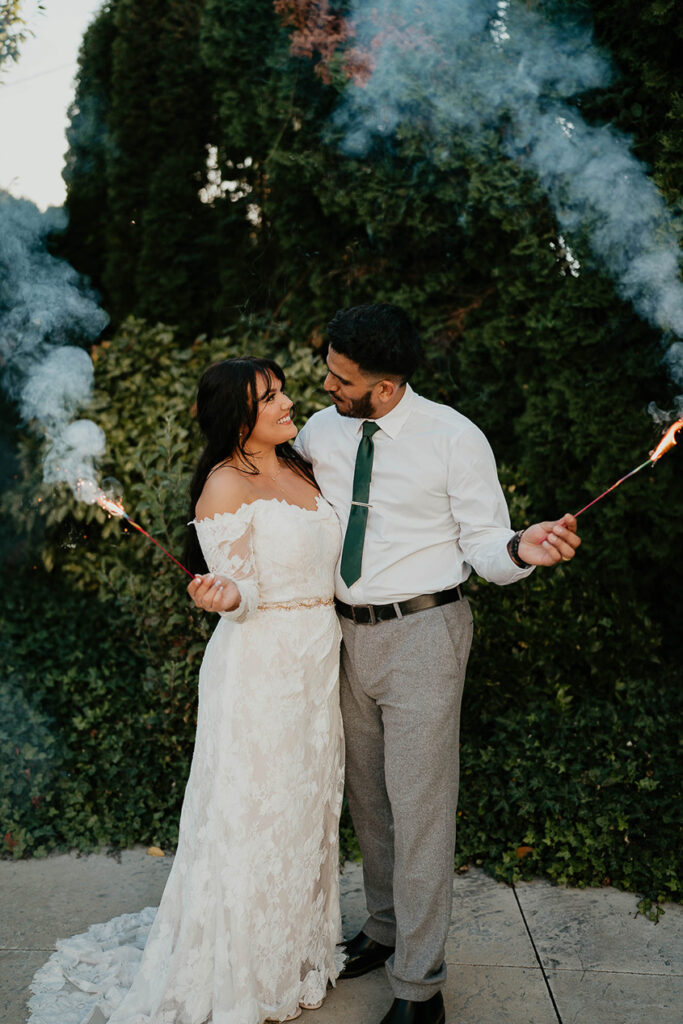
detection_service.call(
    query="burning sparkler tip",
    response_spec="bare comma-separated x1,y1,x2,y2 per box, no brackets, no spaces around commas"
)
649,417,683,463
574,418,682,518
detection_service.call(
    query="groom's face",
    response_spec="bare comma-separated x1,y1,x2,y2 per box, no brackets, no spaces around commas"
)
324,347,381,419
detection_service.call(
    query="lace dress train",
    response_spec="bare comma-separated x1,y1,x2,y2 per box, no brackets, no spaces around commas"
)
27,497,345,1024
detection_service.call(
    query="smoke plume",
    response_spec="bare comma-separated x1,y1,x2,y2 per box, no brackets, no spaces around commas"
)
327,0,683,396
0,192,109,497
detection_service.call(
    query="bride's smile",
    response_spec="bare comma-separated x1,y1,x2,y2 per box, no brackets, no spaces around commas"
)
245,374,298,450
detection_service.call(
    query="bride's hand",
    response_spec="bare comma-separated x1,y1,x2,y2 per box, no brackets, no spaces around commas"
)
187,573,241,613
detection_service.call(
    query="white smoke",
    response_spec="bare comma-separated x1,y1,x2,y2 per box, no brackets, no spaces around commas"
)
331,0,683,393
0,193,109,498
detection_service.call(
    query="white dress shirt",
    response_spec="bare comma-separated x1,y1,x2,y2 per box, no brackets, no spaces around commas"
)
295,384,533,604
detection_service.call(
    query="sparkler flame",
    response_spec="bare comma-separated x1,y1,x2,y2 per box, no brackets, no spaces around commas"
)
96,492,128,518
649,418,683,462
74,477,193,578
574,417,683,518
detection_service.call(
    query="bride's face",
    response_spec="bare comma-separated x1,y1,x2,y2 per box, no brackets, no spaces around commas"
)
245,373,297,449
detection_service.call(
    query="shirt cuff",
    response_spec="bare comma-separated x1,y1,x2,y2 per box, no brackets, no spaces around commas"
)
502,532,535,583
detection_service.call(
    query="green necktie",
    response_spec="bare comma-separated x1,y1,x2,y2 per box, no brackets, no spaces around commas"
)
340,421,380,587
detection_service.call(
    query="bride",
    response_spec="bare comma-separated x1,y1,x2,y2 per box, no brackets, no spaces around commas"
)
28,357,345,1024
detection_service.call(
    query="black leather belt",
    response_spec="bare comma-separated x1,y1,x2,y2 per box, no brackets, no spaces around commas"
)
335,585,464,625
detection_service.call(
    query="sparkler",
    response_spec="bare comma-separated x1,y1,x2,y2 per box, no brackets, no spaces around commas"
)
574,418,683,518
78,480,194,578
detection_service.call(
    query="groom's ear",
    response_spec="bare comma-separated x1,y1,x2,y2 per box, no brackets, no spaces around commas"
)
374,377,402,405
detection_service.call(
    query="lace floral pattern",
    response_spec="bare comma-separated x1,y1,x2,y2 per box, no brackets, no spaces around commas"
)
28,498,345,1024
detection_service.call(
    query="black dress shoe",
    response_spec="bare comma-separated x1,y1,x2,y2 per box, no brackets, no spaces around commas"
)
378,992,445,1024
338,931,395,979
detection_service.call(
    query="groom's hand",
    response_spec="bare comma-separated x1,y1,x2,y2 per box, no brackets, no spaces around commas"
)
518,513,581,567
187,573,241,613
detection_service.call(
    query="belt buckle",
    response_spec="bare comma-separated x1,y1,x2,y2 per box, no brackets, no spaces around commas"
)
352,603,376,625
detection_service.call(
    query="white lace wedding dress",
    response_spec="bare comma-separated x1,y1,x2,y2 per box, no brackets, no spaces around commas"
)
27,496,345,1024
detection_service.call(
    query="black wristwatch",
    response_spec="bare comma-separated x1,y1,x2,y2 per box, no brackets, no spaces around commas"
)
508,529,532,569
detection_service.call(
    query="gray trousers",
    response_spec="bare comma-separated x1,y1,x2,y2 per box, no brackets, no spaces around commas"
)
339,598,473,1001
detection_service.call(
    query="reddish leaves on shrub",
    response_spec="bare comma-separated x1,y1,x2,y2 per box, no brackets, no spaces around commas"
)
273,0,357,83
3,832,19,853
273,1,438,85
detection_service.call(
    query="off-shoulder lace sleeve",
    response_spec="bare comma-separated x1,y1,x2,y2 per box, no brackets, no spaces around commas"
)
192,506,260,623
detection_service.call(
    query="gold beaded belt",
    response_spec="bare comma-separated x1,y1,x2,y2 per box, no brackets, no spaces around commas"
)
257,597,335,612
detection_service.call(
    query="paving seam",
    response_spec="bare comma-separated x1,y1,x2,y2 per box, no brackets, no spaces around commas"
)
446,961,544,970
546,967,683,977
511,884,563,1024
0,947,54,952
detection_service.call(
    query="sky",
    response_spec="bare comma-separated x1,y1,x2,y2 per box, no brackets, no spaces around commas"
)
0,0,104,210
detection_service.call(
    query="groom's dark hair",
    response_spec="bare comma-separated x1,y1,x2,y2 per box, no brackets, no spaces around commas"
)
326,303,422,383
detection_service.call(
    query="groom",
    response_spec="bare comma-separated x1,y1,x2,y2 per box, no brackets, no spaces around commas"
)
192,303,581,1024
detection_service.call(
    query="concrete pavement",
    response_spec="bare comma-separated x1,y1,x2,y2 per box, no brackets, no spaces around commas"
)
1,849,681,1023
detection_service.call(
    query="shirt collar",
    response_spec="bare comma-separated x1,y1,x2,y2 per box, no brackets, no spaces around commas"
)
352,382,416,440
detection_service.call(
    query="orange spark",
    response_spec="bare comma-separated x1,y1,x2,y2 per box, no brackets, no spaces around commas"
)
96,492,128,518
575,417,682,517
649,418,683,463
81,482,194,577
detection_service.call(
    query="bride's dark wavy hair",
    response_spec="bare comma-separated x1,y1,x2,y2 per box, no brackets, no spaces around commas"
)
185,356,316,574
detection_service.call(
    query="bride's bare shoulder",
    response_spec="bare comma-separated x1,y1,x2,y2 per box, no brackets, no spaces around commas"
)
195,464,255,521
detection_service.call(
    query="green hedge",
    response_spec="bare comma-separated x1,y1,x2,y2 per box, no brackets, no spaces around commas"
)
1,316,328,856
457,551,680,911
1,318,679,911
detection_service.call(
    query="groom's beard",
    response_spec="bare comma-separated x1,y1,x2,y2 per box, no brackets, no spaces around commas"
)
332,389,376,419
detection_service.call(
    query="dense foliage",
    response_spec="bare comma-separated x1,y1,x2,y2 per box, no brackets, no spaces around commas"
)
59,0,683,619
2,321,681,911
459,547,681,910
1,319,327,856
2,0,682,904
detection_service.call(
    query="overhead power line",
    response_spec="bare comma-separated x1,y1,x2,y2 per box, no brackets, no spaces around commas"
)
0,62,73,89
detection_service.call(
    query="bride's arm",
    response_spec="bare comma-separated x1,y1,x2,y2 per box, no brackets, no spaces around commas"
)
189,515,260,623
190,467,261,622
